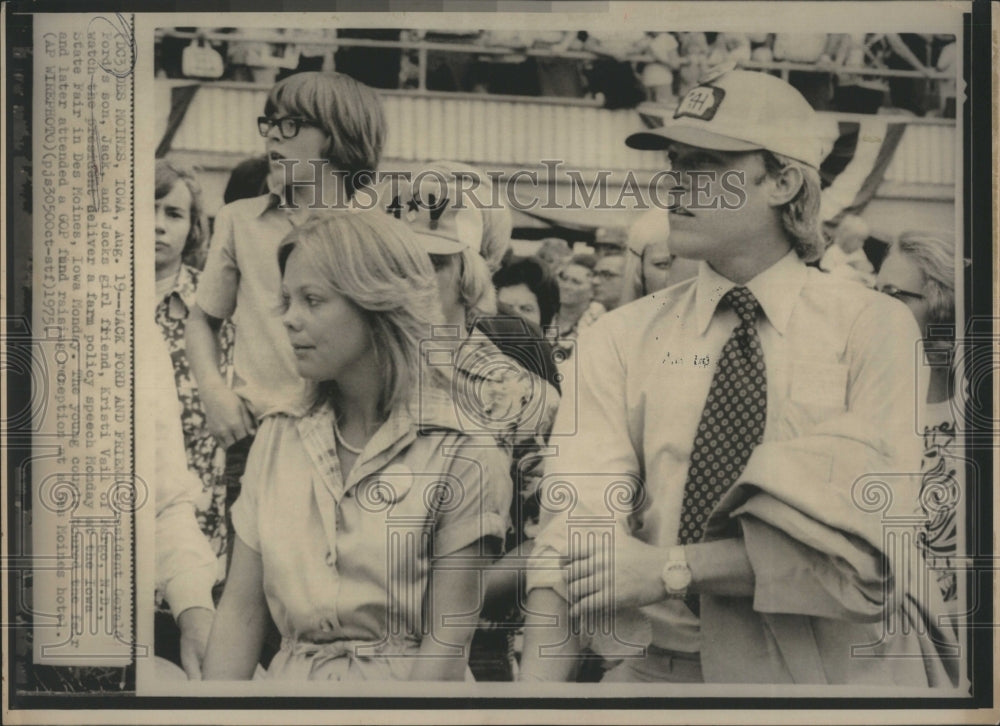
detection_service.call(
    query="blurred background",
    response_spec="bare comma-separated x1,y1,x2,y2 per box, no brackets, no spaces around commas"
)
155,27,957,275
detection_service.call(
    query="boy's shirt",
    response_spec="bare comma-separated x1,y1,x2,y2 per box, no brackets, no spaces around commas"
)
197,194,313,419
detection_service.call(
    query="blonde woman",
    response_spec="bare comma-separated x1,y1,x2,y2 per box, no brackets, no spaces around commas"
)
876,230,960,605
202,211,511,681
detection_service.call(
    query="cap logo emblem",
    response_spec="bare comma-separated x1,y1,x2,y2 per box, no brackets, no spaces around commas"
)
674,86,725,121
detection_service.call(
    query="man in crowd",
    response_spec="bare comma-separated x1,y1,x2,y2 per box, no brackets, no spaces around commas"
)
519,69,957,686
592,252,626,312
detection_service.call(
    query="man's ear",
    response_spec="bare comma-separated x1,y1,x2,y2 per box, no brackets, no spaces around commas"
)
766,164,804,208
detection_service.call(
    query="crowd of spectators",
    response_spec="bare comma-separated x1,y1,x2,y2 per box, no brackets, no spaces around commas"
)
156,29,957,116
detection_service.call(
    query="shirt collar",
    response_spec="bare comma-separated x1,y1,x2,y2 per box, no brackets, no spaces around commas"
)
257,191,285,217
292,385,465,495
172,264,199,309
694,250,807,337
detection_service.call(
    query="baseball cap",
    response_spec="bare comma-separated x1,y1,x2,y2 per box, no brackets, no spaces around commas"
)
384,162,486,256
625,69,832,169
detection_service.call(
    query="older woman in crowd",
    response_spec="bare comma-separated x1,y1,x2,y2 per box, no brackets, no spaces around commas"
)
875,230,960,605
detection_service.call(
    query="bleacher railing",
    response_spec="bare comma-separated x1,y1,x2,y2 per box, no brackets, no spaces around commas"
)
154,28,955,96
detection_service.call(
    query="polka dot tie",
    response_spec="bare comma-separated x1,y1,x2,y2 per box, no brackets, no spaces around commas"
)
679,285,767,549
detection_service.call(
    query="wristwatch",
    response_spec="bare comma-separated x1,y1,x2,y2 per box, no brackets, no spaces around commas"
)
660,546,693,599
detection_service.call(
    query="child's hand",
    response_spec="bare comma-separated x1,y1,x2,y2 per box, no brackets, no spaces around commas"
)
202,385,256,448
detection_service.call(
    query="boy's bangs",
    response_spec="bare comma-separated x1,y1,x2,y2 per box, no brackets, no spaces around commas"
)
265,77,318,122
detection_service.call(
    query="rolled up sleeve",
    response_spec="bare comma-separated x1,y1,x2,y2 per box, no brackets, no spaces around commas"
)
719,298,925,621
433,440,512,557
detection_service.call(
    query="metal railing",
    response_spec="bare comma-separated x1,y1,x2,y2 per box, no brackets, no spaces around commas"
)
154,28,955,94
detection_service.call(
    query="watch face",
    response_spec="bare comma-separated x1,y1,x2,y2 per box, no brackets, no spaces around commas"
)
664,563,692,592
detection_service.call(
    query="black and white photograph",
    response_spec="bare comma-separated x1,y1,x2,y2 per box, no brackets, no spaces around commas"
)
3,1,996,724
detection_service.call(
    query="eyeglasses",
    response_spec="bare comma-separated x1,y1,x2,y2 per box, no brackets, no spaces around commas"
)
257,116,319,139
876,284,925,302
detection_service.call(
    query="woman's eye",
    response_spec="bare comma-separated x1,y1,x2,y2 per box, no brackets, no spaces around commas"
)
305,296,322,307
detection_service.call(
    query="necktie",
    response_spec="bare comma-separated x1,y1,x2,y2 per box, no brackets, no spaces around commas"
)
678,285,767,548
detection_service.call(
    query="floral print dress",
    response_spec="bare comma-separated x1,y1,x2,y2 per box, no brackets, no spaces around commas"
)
154,264,235,608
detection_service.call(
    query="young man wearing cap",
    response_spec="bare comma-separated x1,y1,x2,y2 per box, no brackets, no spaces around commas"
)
388,162,561,680
520,70,957,686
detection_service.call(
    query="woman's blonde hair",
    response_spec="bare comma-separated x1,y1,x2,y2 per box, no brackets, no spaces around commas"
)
265,72,387,199
278,210,444,419
896,230,957,329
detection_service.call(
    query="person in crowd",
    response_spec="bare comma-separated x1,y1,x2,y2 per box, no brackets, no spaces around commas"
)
935,37,957,118
202,211,511,681
819,214,875,286
772,32,836,110
152,326,218,681
520,69,957,686
591,251,626,312
387,163,560,680
552,253,603,349
423,28,483,92
592,226,628,258
828,33,889,115
619,209,699,305
580,30,650,109
748,33,774,63
712,33,752,66
641,63,676,106
883,33,951,117
647,31,683,71
493,256,561,331
675,32,712,98
876,231,959,606
222,155,270,205
153,160,234,677
334,29,402,89
186,71,386,566
536,237,574,274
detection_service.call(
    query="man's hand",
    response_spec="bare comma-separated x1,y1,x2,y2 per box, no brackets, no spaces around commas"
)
566,534,669,620
178,607,215,680
201,385,255,448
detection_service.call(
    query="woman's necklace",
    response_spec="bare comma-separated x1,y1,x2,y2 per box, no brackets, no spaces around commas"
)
332,415,364,455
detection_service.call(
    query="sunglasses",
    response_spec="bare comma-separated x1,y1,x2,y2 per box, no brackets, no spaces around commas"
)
876,284,925,302
257,116,320,140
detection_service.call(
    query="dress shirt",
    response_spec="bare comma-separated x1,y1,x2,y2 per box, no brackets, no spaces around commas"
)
529,250,925,656
231,388,511,669
196,193,313,418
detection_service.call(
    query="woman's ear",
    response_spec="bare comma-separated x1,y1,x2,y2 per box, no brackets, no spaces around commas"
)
767,164,804,208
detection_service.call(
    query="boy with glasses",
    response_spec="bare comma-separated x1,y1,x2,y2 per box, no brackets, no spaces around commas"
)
186,71,386,568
